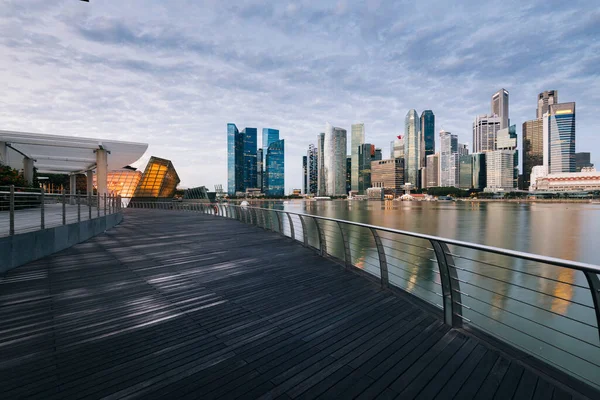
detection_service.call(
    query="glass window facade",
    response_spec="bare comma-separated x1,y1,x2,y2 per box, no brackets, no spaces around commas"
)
351,123,365,191
371,158,404,196
358,143,375,194
404,110,421,188
265,139,284,196
242,128,257,190
420,110,435,167
93,167,142,198
307,144,318,195
133,156,180,198
440,130,458,187
548,103,576,174
472,153,487,190
323,124,347,196
459,155,473,189
522,119,543,189
227,123,243,195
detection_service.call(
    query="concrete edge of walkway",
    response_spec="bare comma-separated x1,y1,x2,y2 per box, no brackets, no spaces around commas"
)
0,212,124,274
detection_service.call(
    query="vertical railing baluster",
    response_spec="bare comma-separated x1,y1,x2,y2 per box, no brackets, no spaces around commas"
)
337,221,351,269
584,272,600,342
313,217,326,256
370,228,389,288
298,215,308,247
77,191,81,222
430,240,462,327
286,213,295,240
9,185,15,235
40,187,45,230
62,189,66,225
274,211,282,234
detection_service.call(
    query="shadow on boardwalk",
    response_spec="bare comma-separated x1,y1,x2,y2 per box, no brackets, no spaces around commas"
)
0,209,594,399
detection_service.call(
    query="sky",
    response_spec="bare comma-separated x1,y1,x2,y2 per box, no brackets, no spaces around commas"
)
1,0,599,192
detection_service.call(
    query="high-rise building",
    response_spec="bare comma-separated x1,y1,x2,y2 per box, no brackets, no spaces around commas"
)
346,157,351,194
404,109,421,187
440,130,458,187
543,102,576,174
358,143,375,194
522,119,544,189
486,125,517,191
241,128,258,190
351,123,365,192
265,139,284,196
262,128,280,153
371,158,405,196
390,136,404,159
323,123,347,196
537,90,558,119
458,143,469,156
261,128,279,193
374,148,382,161
575,152,593,172
420,110,435,166
227,123,243,195
257,148,264,191
426,153,439,188
472,153,487,190
317,132,326,196
307,144,318,195
491,89,509,129
459,155,473,189
302,155,307,195
473,115,501,153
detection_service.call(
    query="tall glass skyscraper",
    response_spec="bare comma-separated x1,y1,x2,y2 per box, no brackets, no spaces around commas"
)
390,136,404,159
351,123,365,192
317,132,326,196
265,139,285,196
302,156,307,195
358,143,375,194
439,130,458,187
323,123,347,196
472,153,487,190
544,102,576,174
261,128,279,193
404,109,421,188
307,144,318,195
420,110,435,167
227,123,243,195
491,89,509,129
241,128,257,190
473,115,501,153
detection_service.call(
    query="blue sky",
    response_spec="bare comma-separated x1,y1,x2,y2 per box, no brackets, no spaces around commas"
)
1,0,598,191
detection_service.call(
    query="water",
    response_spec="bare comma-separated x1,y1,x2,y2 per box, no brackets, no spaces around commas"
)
247,199,600,388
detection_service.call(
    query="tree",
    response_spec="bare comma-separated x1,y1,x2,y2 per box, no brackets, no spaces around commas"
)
0,165,29,187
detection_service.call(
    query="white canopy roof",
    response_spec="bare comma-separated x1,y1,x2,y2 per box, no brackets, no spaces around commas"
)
0,130,148,174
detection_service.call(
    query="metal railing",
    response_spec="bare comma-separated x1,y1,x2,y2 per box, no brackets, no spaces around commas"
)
123,200,600,389
0,185,122,237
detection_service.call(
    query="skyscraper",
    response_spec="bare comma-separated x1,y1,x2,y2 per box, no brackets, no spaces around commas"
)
440,130,458,187
302,155,307,195
543,102,576,174
358,143,375,194
351,123,365,192
390,136,404,159
227,123,243,195
261,128,279,193
323,123,347,196
426,153,439,188
262,128,280,153
404,109,421,187
265,139,284,196
537,90,558,119
420,110,435,166
371,158,405,196
473,115,501,153
522,119,544,189
472,153,487,190
307,144,318,195
241,128,258,190
317,132,326,196
257,148,264,191
459,155,473,189
486,125,517,191
346,157,351,194
491,89,509,129
575,152,593,172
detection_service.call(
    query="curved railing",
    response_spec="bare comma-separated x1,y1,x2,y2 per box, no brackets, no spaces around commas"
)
125,200,600,390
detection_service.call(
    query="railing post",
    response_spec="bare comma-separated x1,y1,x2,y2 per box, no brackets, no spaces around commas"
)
313,217,326,255
370,228,389,288
298,215,308,247
40,188,45,230
337,221,352,269
9,185,15,235
260,209,268,230
77,191,81,222
62,188,66,225
286,213,295,240
430,240,463,327
274,211,283,234
584,272,600,342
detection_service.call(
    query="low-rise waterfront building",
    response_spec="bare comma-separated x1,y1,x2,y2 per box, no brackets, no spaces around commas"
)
371,158,405,196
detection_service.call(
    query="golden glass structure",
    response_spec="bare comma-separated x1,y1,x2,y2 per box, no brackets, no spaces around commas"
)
93,167,142,197
133,156,180,198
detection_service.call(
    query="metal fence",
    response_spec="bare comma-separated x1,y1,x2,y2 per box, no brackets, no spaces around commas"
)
0,185,122,237
123,200,600,389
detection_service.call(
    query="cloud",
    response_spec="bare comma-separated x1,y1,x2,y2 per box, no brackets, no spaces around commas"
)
0,0,598,192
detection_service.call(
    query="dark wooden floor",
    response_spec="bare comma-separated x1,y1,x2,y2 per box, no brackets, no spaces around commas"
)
0,210,592,399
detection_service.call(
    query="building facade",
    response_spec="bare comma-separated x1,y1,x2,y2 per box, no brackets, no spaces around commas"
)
317,132,326,196
491,89,509,129
522,119,544,189
133,156,180,198
537,90,558,120
346,156,351,194
241,128,258,190
351,123,365,192
534,168,600,191
544,102,576,174
440,130,458,187
307,144,318,195
371,158,405,196
227,123,243,195
426,153,439,188
576,152,593,172
390,136,404,159
358,143,375,194
420,110,435,166
404,109,421,187
473,115,501,153
472,153,487,190
323,123,347,196
265,139,284,196
485,151,516,191
302,155,307,195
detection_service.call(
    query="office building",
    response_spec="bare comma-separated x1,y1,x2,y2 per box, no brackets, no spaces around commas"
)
459,155,473,189
374,148,382,161
317,132,326,196
426,153,439,188
472,153,487,190
241,128,258,190
323,123,347,196
473,115,501,153
485,151,516,191
371,158,405,196
404,109,421,187
133,156,180,198
390,136,404,159
543,102,576,174
346,157,351,194
440,130,458,187
491,89,509,129
265,139,284,196
302,156,307,195
257,148,264,191
227,123,243,195
537,90,558,119
522,119,544,189
458,144,469,156
576,152,594,172
307,144,318,195
420,110,435,166
351,123,365,192
262,128,280,154
358,143,376,194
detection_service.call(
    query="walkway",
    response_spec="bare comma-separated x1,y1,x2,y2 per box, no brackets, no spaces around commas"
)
0,210,594,399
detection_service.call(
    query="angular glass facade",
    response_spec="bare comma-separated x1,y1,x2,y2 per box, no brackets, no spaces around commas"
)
522,119,543,189
420,110,435,166
548,103,576,174
323,124,347,196
262,128,280,153
242,128,257,190
93,167,142,197
404,109,421,188
351,123,365,191
307,144,318,195
133,156,180,198
265,139,284,196
358,143,375,194
472,153,487,190
459,155,473,189
227,123,243,195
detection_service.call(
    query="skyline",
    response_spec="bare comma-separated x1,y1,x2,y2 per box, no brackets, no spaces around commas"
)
1,1,599,192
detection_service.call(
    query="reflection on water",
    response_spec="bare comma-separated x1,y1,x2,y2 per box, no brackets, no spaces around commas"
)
255,199,600,388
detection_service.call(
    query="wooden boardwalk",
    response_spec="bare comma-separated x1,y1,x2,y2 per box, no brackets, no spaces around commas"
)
0,209,595,399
